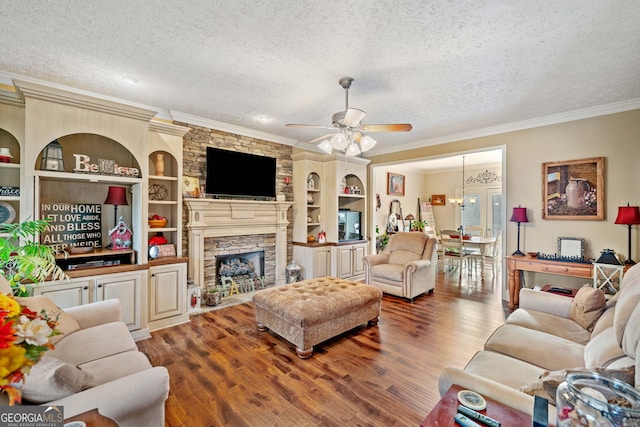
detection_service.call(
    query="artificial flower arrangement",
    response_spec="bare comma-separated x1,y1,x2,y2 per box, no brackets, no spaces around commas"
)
0,292,60,405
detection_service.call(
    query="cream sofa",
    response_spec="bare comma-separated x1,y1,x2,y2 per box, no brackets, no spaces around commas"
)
439,262,640,423
363,232,438,299
0,276,169,426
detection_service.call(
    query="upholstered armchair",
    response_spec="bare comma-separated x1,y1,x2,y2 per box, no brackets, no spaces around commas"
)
363,232,438,299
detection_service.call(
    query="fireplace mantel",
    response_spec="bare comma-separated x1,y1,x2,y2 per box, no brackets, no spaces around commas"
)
184,198,292,287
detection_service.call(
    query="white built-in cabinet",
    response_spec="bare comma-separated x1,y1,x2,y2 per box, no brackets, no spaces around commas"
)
292,152,369,281
0,80,190,338
333,243,367,280
33,269,146,338
148,260,188,331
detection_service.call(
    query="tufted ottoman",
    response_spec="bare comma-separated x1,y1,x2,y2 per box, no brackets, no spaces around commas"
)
253,276,383,358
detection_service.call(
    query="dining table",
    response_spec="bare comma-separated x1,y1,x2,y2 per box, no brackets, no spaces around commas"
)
461,235,497,271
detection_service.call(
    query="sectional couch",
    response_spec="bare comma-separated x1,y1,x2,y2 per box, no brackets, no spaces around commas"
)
438,262,640,423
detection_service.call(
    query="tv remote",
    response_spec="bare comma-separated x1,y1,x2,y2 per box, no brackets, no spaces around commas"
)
454,413,483,427
549,286,572,294
458,405,501,427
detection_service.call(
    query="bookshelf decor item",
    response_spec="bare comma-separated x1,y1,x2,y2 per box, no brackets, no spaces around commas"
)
542,157,604,220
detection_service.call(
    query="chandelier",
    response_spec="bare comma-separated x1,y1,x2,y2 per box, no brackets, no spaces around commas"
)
317,128,377,157
448,155,477,206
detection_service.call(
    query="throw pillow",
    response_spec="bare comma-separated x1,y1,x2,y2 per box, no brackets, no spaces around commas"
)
570,286,606,331
15,296,81,345
21,355,95,403
518,366,635,406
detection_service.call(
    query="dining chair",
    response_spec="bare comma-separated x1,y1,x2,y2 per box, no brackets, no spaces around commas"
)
464,225,485,238
440,229,469,278
469,230,502,275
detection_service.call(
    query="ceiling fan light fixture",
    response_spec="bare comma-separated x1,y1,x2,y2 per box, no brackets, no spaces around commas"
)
330,132,348,150
359,135,377,152
318,140,333,154
345,142,361,157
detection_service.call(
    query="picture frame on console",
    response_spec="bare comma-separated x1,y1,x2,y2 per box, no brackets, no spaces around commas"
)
557,237,585,260
542,156,604,220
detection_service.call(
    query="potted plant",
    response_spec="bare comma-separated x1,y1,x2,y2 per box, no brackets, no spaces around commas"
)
411,220,427,232
203,286,223,306
0,219,67,296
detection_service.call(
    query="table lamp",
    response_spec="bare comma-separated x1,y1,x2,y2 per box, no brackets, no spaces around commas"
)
510,206,529,256
614,203,640,266
104,186,129,229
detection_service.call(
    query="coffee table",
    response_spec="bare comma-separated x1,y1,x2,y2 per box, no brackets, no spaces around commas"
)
65,408,119,426
421,384,532,426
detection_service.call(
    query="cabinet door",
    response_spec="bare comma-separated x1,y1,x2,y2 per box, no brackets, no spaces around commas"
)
33,279,91,309
313,248,331,277
337,246,354,278
149,263,186,321
352,244,366,276
95,272,143,331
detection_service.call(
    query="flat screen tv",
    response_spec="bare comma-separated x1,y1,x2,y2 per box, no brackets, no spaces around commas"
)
205,147,277,200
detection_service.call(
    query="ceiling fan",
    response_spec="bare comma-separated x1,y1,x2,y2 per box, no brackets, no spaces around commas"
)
286,77,412,156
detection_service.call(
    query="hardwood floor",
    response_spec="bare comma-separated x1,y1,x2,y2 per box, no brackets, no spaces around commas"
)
137,268,513,426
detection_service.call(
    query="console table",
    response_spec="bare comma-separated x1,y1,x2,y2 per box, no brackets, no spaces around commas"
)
421,384,531,426
506,255,593,308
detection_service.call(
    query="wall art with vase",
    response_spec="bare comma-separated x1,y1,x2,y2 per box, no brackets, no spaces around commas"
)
542,157,604,220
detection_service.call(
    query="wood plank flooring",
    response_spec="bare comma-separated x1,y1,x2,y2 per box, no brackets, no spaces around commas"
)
136,268,513,426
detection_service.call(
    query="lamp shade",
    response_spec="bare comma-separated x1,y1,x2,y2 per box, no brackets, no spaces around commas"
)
359,135,377,152
510,206,529,223
614,205,640,225
104,186,129,206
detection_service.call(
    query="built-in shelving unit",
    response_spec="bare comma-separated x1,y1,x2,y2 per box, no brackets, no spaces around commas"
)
0,129,21,238
306,172,322,239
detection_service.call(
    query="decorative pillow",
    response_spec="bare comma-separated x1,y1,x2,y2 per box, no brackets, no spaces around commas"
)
570,286,606,331
519,366,635,406
15,296,81,345
21,355,95,403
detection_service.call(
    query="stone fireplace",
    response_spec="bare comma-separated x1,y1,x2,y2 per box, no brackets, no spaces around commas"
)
184,198,292,289
206,236,271,293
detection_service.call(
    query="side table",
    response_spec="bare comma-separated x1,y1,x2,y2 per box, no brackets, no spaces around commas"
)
421,384,532,426
506,255,593,308
65,408,119,426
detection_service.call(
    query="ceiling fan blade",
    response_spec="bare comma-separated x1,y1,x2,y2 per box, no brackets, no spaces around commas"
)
306,133,335,145
285,124,335,130
342,108,366,127
359,123,413,132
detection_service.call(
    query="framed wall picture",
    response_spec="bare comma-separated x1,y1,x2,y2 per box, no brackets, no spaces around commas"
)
387,173,405,196
183,176,200,198
542,157,604,220
431,194,446,206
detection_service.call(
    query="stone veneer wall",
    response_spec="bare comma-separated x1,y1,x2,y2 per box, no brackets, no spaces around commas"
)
175,122,294,265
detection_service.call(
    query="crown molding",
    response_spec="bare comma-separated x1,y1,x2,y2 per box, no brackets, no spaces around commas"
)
369,98,640,156
14,79,158,122
149,120,190,137
169,110,298,146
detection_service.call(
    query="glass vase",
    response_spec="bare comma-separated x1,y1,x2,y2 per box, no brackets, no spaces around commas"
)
556,372,640,426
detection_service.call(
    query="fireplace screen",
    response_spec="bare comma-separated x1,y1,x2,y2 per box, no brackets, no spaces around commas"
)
216,251,265,295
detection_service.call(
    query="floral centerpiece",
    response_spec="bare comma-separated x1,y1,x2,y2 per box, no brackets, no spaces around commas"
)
0,292,60,405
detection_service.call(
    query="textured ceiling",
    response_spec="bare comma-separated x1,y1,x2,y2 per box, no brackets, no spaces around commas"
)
1,0,639,157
